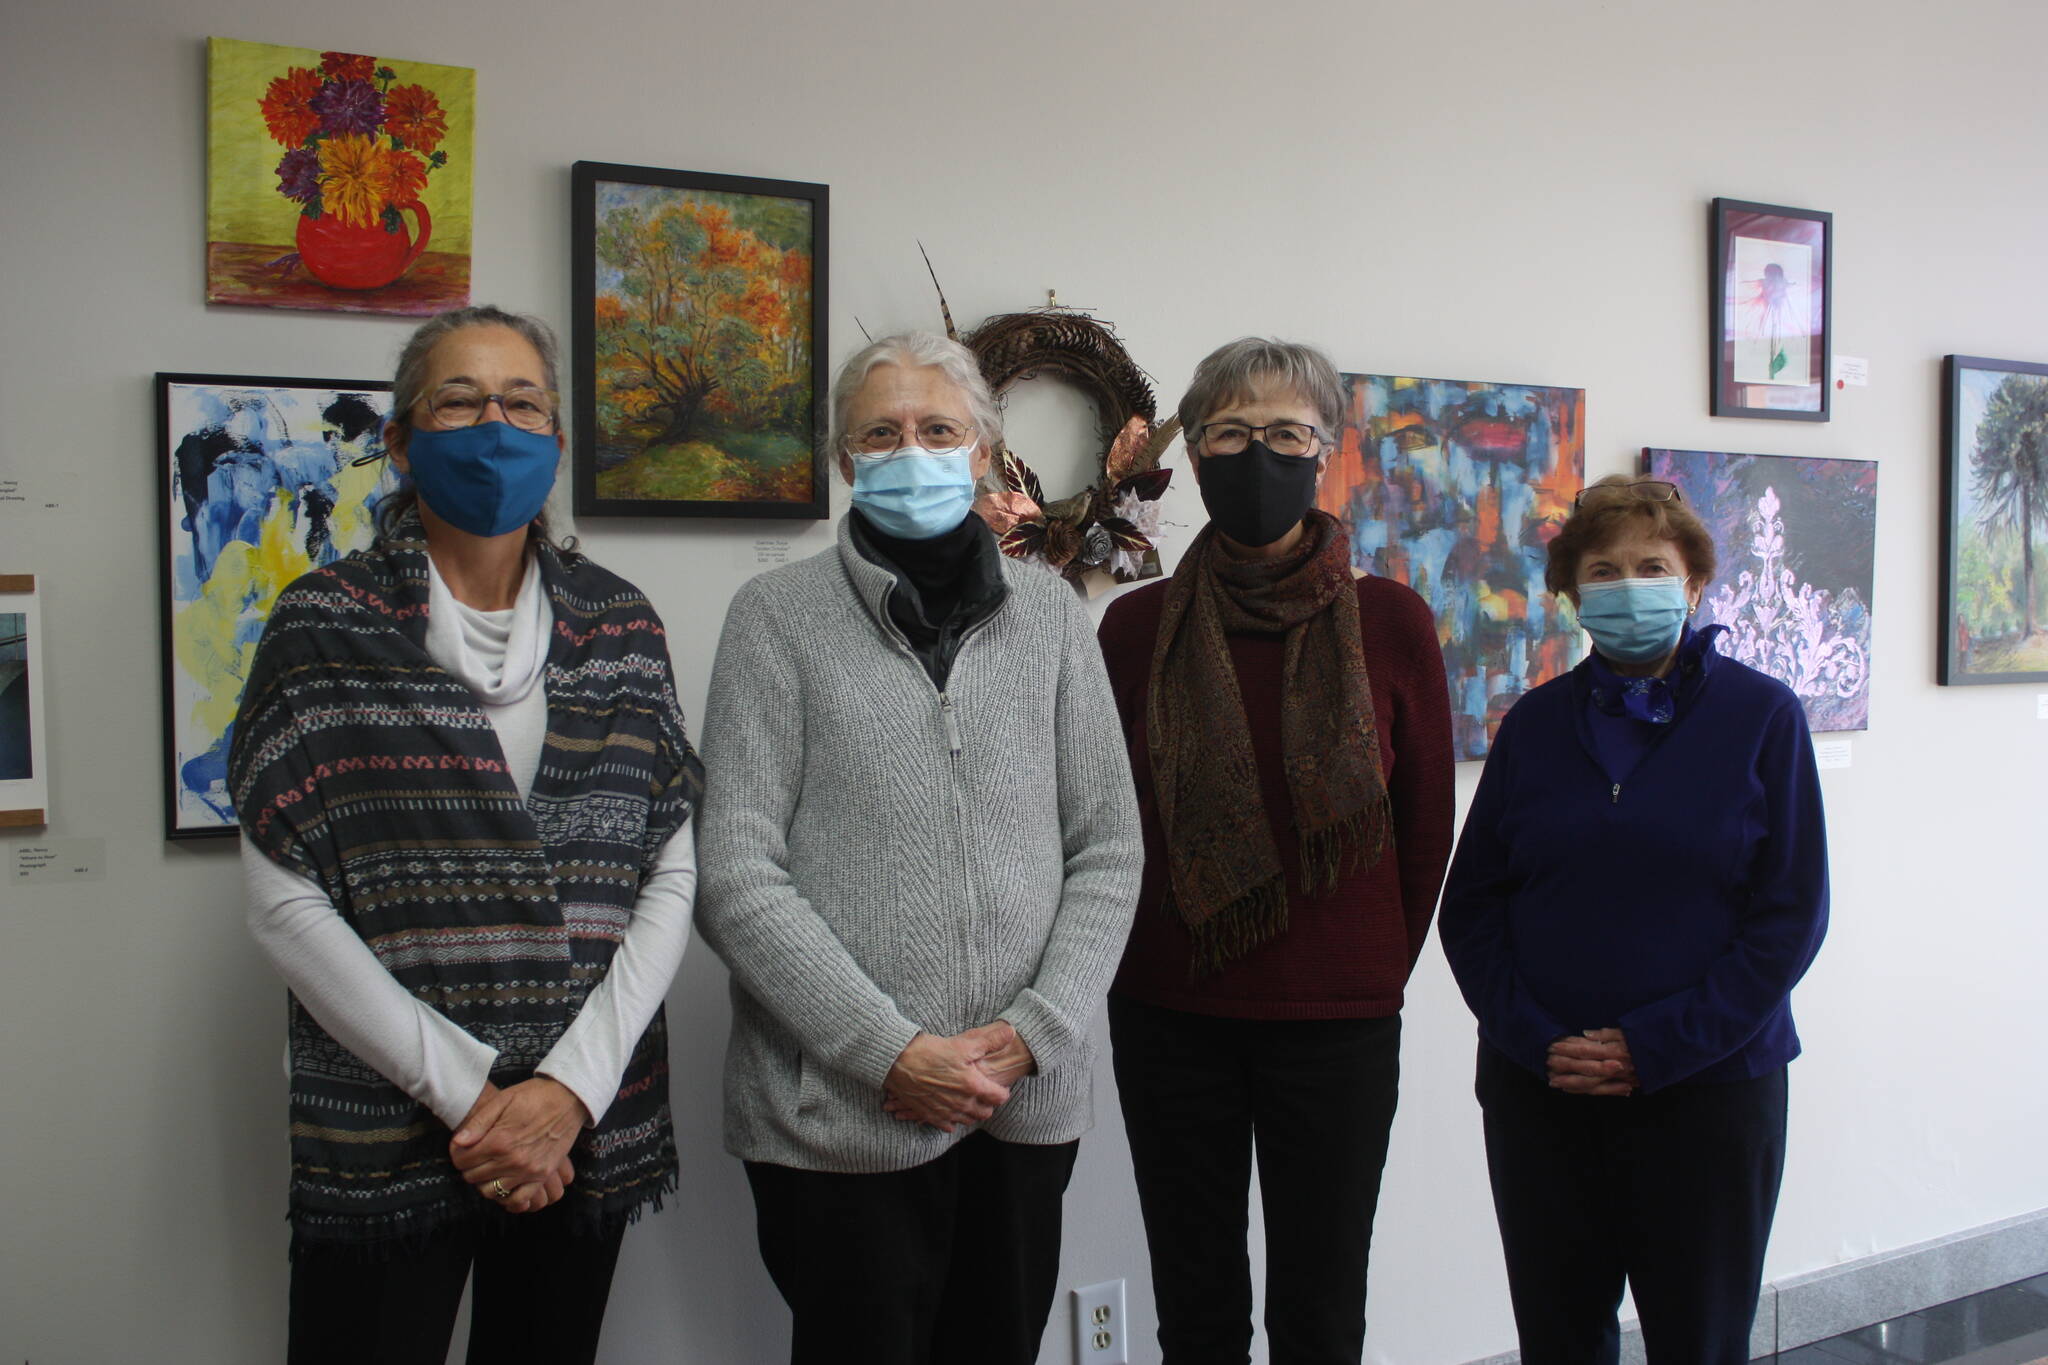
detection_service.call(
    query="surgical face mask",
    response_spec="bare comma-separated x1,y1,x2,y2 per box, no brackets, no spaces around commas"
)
1576,576,1691,663
403,421,559,538
1197,440,1320,548
850,445,978,540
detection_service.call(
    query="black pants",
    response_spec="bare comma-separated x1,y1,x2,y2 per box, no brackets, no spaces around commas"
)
744,1130,1080,1365
1109,995,1403,1365
286,1200,627,1365
1475,1042,1788,1365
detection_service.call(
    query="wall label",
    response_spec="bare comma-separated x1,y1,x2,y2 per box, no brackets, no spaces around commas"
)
11,837,106,885
1814,738,1852,770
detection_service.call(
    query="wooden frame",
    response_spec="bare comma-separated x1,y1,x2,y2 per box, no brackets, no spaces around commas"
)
1940,354,2048,685
0,573,47,828
1710,197,1832,421
157,372,395,839
571,161,829,519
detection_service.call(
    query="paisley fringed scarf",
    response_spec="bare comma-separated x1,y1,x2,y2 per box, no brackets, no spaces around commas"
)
1146,510,1390,977
229,513,702,1252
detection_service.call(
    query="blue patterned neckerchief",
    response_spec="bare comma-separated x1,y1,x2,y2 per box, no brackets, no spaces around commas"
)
1587,625,1725,724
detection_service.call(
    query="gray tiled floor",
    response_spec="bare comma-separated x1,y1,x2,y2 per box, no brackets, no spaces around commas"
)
1770,1275,2048,1365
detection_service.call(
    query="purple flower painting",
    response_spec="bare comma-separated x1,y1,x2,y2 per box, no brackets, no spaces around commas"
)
1644,448,1877,733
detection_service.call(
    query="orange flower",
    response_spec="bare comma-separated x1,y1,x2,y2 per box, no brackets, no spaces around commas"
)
320,51,376,83
375,147,428,207
318,134,384,227
259,66,322,146
383,83,448,155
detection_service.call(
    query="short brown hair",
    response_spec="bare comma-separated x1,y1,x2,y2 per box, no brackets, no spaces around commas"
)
1545,475,1716,597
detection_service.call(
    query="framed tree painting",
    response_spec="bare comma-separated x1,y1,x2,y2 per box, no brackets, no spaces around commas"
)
1711,198,1831,421
1941,355,2048,684
1644,448,1876,731
206,37,474,315
572,161,828,519
0,574,49,828
158,373,396,839
1316,373,1586,760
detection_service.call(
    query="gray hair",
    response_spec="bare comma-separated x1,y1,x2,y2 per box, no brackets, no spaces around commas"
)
1177,337,1347,449
826,331,1003,459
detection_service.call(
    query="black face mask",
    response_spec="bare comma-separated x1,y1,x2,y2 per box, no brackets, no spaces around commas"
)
1196,440,1321,547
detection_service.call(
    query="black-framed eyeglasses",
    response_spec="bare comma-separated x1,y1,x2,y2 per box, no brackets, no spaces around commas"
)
423,383,559,433
845,419,977,458
1573,478,1682,511
1194,421,1323,458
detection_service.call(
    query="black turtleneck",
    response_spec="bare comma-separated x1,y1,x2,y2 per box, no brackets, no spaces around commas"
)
847,509,1009,687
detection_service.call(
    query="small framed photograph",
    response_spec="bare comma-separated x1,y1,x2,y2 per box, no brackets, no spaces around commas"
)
1,574,49,828
157,373,396,839
571,161,828,519
1710,198,1831,421
1940,355,2048,685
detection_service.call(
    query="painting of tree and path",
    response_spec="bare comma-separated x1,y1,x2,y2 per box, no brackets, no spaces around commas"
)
1942,355,2048,684
572,163,828,519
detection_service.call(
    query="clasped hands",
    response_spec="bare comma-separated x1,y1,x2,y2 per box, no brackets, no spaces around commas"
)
1547,1027,1638,1097
881,1023,1036,1132
449,1076,591,1214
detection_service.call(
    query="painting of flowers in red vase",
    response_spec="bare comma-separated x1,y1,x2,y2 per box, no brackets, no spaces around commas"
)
206,37,473,315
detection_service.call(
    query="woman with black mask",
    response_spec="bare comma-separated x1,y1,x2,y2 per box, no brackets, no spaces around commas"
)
1096,337,1454,1364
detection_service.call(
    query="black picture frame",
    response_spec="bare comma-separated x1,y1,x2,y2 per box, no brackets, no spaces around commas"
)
157,371,394,840
571,161,829,520
1710,197,1832,421
1939,354,2048,685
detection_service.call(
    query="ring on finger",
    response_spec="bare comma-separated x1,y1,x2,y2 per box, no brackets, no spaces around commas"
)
488,1178,511,1200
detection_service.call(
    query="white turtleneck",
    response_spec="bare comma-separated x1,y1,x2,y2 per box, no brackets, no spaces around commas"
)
241,552,697,1128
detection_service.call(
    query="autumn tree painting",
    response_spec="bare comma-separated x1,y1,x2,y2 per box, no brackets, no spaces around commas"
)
576,166,826,515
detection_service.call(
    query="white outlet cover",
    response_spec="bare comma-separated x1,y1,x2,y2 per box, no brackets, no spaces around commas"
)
1071,1279,1129,1365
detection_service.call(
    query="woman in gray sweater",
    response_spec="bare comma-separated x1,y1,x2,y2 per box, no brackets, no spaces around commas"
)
695,331,1143,1365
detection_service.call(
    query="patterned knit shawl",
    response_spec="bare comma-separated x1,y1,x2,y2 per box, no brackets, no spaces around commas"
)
229,516,703,1251
1147,510,1390,977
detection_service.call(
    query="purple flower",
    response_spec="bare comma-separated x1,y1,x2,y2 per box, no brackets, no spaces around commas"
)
274,147,321,203
310,78,384,137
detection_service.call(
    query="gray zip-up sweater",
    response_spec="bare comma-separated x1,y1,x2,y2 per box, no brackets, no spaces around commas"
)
695,516,1143,1172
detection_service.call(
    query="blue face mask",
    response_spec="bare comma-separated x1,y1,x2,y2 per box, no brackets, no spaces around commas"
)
850,446,978,540
403,421,559,538
1576,576,1691,663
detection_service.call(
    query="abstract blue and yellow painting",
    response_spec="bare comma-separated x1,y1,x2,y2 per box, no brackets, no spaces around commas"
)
1317,373,1586,760
160,375,394,837
1645,448,1877,732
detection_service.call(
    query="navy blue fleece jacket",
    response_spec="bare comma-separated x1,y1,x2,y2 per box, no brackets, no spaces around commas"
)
1438,640,1829,1093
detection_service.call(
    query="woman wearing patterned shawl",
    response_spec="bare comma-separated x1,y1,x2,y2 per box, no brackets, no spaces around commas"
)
1095,337,1455,1362
229,306,703,1365
1439,475,1829,1363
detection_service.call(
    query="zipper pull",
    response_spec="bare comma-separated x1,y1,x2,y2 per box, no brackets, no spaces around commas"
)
1611,782,1621,804
940,692,962,757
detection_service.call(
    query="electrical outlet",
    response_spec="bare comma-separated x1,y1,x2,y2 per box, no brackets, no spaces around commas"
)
1071,1279,1128,1364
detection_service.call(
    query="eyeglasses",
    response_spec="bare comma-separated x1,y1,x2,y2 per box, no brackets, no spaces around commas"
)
423,383,559,432
845,419,977,458
1573,479,1682,511
1194,421,1323,459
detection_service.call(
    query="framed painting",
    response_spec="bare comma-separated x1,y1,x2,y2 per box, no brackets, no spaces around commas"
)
206,37,474,315
1,574,49,829
1644,448,1877,731
158,373,397,840
1317,373,1586,760
1711,198,1831,420
1940,355,2048,684
572,161,828,519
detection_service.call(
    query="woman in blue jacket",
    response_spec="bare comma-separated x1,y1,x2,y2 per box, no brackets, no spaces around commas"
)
1439,475,1828,1365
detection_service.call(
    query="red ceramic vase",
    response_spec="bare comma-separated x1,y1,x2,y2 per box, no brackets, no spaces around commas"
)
294,201,432,290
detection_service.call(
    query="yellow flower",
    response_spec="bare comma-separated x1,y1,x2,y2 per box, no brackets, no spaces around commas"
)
318,134,384,228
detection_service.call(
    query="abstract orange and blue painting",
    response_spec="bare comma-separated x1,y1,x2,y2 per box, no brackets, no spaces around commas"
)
1317,374,1586,760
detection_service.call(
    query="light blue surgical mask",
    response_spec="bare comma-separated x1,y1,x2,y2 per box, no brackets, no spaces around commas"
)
850,445,978,540
403,421,559,538
1576,576,1691,663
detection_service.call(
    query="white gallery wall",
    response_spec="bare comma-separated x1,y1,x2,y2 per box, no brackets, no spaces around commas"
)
4,1,2046,1361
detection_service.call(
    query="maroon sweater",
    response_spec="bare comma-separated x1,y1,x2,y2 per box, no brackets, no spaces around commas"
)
1098,574,1455,1019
